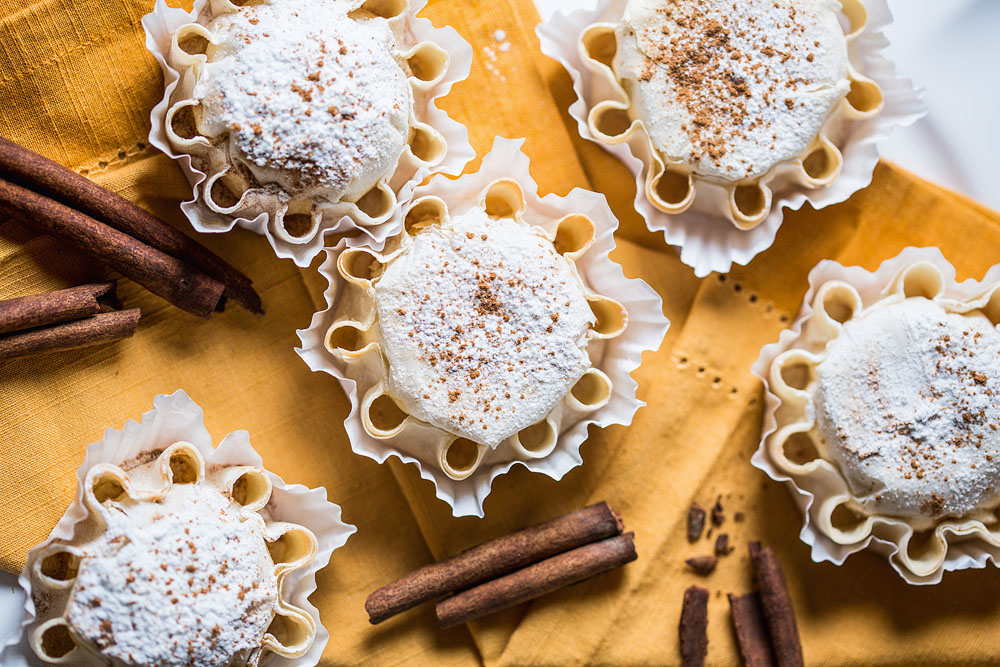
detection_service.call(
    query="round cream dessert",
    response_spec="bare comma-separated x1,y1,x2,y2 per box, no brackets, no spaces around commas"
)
28,444,319,666
66,482,277,665
814,299,1000,521
193,0,411,201
613,0,849,182
374,208,595,447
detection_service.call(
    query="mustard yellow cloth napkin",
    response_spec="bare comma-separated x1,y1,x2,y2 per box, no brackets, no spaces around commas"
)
2,1,1000,666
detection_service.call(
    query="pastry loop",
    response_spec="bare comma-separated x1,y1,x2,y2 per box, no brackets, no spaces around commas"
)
264,606,316,658
483,178,527,219
587,296,628,338
404,41,450,86
163,441,205,485
32,619,79,664
514,419,559,459
441,438,487,480
568,368,614,412
404,195,449,234
647,164,695,213
887,260,945,300
223,466,273,511
337,247,386,285
361,385,412,439
267,522,319,574
579,22,618,71
553,214,596,256
325,319,378,357
359,0,407,19
729,183,772,229
407,122,447,165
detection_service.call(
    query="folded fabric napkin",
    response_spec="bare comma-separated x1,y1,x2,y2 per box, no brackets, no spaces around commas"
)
1,0,999,665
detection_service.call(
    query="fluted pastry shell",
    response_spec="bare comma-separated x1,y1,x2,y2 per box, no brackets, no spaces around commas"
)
753,248,1000,583
2,390,355,665
537,0,923,276
144,0,474,266
297,138,669,517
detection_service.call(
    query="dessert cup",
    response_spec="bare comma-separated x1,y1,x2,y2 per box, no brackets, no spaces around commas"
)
537,0,923,276
144,0,474,266
297,137,669,517
753,248,1000,583
1,390,355,665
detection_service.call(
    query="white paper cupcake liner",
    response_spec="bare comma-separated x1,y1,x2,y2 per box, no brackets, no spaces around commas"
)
1,389,355,665
537,0,925,277
752,247,1000,584
143,0,475,267
297,137,669,517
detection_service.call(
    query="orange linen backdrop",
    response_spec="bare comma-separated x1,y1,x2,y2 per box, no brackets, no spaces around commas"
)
2,0,1000,665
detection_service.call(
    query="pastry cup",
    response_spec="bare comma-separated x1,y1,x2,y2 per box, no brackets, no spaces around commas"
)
753,248,1000,584
144,0,474,267
1,390,355,665
297,137,669,517
537,0,924,277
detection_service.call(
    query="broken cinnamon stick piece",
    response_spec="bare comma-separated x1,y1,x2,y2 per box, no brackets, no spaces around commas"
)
679,585,709,667
685,555,717,575
367,502,624,624
729,592,777,667
687,503,706,542
711,497,725,526
0,178,224,317
0,282,115,334
435,532,636,629
0,136,262,314
748,542,803,667
0,308,140,361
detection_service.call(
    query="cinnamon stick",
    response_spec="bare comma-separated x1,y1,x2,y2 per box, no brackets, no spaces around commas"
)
366,502,623,624
0,136,262,314
685,555,717,575
0,308,140,361
0,282,115,334
435,532,636,629
748,542,803,667
679,585,709,667
729,592,777,667
687,503,706,542
0,178,223,317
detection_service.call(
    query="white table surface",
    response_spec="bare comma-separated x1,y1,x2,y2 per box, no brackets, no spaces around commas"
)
2,0,998,653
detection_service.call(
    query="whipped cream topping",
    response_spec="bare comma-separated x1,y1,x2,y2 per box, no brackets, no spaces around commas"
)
195,0,411,201
815,298,1000,521
66,477,277,665
613,0,849,182
374,208,595,447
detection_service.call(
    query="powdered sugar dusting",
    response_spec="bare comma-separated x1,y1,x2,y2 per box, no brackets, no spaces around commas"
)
815,299,1000,520
614,0,848,181
66,482,277,665
194,0,411,201
374,209,594,447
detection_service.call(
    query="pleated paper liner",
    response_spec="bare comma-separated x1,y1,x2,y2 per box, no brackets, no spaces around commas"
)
297,138,669,517
537,0,924,277
144,0,475,267
752,248,1000,584
1,390,355,666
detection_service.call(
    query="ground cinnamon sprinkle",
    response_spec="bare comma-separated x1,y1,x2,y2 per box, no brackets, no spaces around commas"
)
618,0,848,180
374,209,595,446
815,299,1000,519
